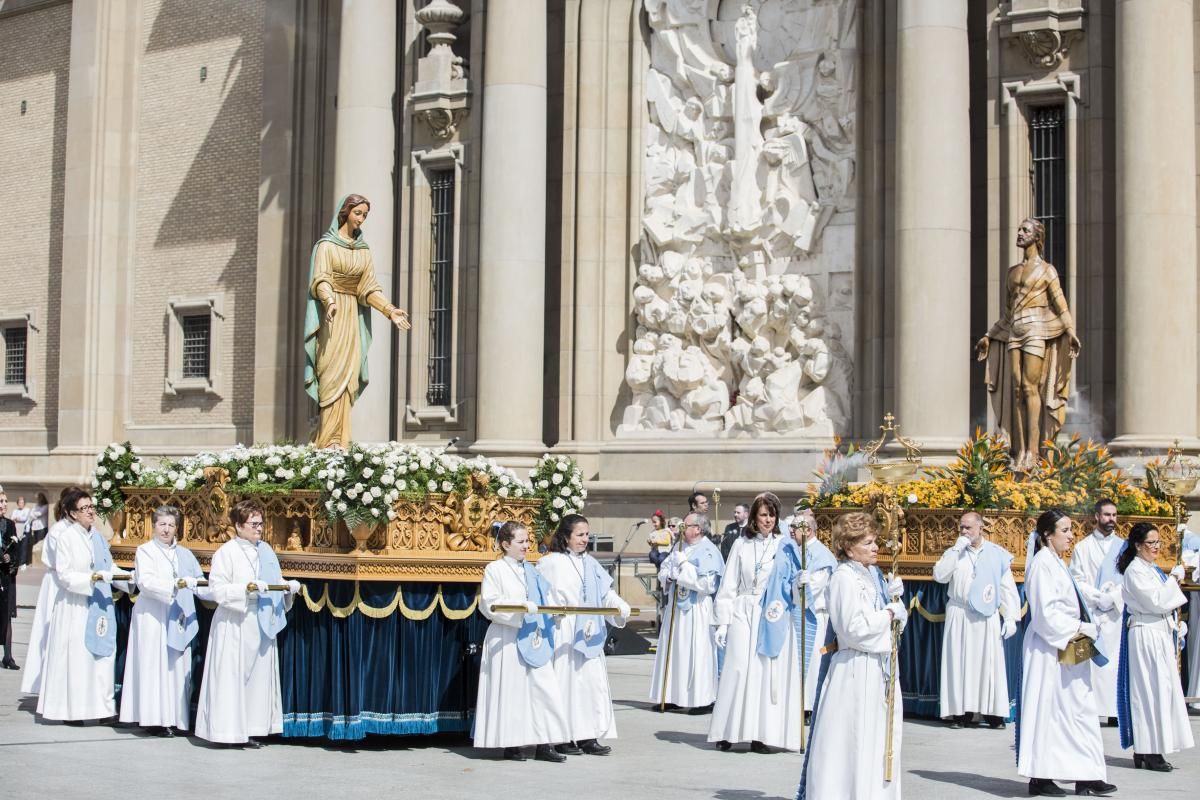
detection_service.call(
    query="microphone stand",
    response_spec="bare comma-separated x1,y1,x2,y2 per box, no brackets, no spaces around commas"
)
613,520,645,597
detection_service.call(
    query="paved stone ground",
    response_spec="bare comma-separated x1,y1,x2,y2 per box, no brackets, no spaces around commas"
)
3,567,1197,799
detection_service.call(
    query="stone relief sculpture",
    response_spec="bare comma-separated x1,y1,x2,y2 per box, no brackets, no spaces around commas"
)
623,0,857,437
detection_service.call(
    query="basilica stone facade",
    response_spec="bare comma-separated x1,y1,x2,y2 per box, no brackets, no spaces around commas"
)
1,0,1198,551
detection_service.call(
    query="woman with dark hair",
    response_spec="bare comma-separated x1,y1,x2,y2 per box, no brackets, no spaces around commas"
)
0,492,20,668
1018,509,1115,797
195,500,301,746
36,488,128,723
708,492,802,754
304,193,412,448
120,505,207,735
1115,522,1193,771
537,514,631,756
474,522,568,762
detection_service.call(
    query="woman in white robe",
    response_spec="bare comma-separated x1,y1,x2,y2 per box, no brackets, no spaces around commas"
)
119,505,205,734
195,500,300,746
474,522,569,761
21,515,72,695
36,488,120,722
708,492,803,753
537,514,631,756
649,511,723,710
790,509,836,712
1116,522,1193,771
799,511,908,800
1018,509,1116,798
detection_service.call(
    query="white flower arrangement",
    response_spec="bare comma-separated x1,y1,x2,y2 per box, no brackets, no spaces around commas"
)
528,453,586,540
91,441,145,519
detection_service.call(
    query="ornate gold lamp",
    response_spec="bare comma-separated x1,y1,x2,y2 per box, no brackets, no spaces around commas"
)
861,413,922,782
1152,442,1196,670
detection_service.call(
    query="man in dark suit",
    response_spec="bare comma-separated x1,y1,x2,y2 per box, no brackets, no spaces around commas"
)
718,503,749,561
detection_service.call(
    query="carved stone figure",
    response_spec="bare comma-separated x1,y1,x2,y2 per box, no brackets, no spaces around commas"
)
975,218,1080,471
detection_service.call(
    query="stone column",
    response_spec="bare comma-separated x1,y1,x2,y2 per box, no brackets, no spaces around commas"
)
333,0,397,442
474,0,547,455
1111,0,1198,448
893,0,971,451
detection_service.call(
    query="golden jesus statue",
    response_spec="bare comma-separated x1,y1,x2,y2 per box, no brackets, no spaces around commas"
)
975,218,1080,472
303,194,411,448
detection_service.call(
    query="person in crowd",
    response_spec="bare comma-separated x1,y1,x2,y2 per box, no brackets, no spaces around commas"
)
799,511,908,799
1115,522,1193,772
9,495,30,567
195,500,301,747
537,514,631,756
708,492,802,753
0,492,21,668
474,521,569,762
646,510,671,569
650,511,724,714
1018,509,1116,797
119,505,206,736
30,491,50,544
787,507,836,713
719,503,749,562
36,487,129,723
1183,526,1200,709
689,491,710,516
20,492,79,696
1069,498,1124,724
932,511,1020,728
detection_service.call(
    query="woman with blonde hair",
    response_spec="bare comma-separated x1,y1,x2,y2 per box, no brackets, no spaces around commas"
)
799,511,908,799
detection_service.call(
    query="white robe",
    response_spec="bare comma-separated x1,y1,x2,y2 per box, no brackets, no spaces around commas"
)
21,519,69,695
932,543,1019,718
194,538,290,743
649,543,719,708
1068,530,1124,718
1188,591,1200,710
797,542,832,712
36,523,116,721
1018,546,1106,782
537,551,628,742
473,556,569,748
119,540,203,729
1120,557,1193,756
805,561,903,799
708,533,802,750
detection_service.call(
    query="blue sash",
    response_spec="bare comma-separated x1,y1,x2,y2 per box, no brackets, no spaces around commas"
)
671,537,725,613
758,538,800,659
164,544,204,652
573,554,614,660
1095,534,1126,590
1117,558,1175,750
516,561,556,668
84,530,117,658
254,543,288,640
967,541,1013,616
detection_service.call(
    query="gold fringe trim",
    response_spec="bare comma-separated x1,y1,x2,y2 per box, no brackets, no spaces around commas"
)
297,582,479,620
908,596,1030,623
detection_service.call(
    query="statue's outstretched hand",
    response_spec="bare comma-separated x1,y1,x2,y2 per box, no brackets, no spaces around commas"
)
1068,333,1081,359
974,336,989,362
390,308,412,331
324,300,337,323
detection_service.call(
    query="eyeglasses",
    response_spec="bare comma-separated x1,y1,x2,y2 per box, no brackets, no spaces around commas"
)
684,523,701,530
1142,539,1162,548
75,504,96,513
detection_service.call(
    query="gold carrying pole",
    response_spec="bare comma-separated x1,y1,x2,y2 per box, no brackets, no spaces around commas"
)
862,412,922,784
490,604,641,616
658,524,686,711
712,487,721,538
798,517,809,754
1157,442,1196,673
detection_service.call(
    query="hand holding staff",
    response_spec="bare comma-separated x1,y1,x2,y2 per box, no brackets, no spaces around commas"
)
490,604,639,617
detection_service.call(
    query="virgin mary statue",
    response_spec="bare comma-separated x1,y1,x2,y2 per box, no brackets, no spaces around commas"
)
304,194,411,448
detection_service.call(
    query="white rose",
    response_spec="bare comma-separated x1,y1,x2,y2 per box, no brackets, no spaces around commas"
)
336,468,346,479
420,457,433,469
560,486,571,497
362,493,373,505
439,481,451,492
353,483,364,493
102,497,113,508
387,509,397,521
91,478,100,488
371,486,382,498
301,465,312,477
427,480,438,492
114,470,125,480
550,512,560,522
552,497,565,509
371,456,382,465
96,465,107,475
397,479,407,491
325,500,334,510
362,468,373,479
907,493,919,505
332,488,342,499
168,471,179,481
551,473,563,485
113,445,126,457
371,508,380,517
266,456,281,466
257,473,269,482
580,488,588,500
353,453,364,462
317,469,328,480
347,488,359,500
275,468,287,478
131,462,141,474
336,501,348,513
101,480,112,490
380,473,394,485
326,480,335,491
499,475,510,485
174,478,187,490
556,461,568,472
539,480,550,489
498,487,509,498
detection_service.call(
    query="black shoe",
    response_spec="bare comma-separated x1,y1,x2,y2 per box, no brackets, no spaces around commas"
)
750,740,771,754
503,746,527,761
1,658,18,670
948,716,964,729
243,739,264,749
963,714,980,728
715,739,732,752
983,715,1006,730
1029,778,1066,797
534,744,567,763
578,738,611,756
687,703,714,716
1134,753,1171,772
157,726,176,738
554,742,582,756
652,702,681,713
1074,781,1117,796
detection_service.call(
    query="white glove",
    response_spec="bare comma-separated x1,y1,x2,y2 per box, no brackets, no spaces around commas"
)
1002,618,1018,640
953,535,971,551
714,625,728,649
1178,621,1188,640
286,579,302,595
886,573,904,599
886,601,908,627
795,569,811,586
1169,564,1186,582
1079,621,1099,640
523,600,539,614
183,576,199,591
1094,584,1117,612
615,597,632,618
